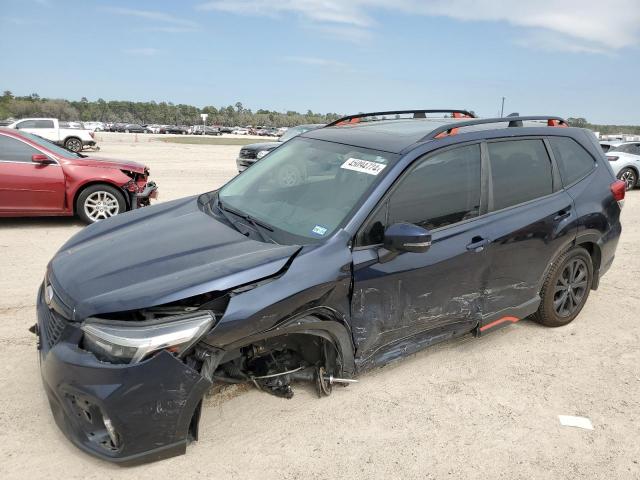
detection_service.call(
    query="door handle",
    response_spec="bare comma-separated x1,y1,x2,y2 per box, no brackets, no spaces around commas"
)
466,236,490,252
553,208,571,221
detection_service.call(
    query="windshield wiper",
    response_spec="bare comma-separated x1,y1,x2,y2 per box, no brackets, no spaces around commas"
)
217,197,276,244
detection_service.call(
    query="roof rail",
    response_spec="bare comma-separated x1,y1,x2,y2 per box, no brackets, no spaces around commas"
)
424,116,569,141
326,109,476,127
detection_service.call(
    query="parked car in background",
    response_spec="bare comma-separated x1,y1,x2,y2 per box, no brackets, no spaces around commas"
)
162,125,189,134
83,122,105,132
232,127,249,135
218,126,234,133
0,127,157,223
606,142,640,190
120,123,149,133
600,140,621,153
7,117,96,153
192,125,222,135
106,122,126,132
236,123,324,172
33,109,623,464
142,124,161,134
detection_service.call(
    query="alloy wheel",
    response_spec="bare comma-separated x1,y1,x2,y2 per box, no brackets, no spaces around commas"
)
66,138,82,152
84,191,120,222
619,169,636,190
553,258,588,317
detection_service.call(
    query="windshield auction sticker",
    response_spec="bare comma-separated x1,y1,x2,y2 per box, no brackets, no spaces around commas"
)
340,158,386,175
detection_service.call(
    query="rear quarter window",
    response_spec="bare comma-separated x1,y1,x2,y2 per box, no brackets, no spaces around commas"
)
548,136,595,186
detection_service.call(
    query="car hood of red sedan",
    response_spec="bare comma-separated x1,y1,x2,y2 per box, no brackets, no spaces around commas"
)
69,156,148,174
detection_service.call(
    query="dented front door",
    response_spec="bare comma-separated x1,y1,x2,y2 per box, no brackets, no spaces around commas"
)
351,217,491,363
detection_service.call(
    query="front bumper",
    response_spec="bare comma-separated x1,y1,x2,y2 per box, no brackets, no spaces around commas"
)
36,288,211,465
236,157,256,172
129,180,158,208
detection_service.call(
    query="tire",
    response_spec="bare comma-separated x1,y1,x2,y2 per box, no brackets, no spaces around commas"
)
617,167,637,191
533,247,593,327
64,137,83,152
76,184,126,224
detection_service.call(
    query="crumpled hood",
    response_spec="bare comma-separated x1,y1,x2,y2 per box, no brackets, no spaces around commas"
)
68,156,148,174
48,195,300,320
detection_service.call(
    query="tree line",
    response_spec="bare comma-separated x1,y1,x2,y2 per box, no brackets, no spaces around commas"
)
1,91,637,133
0,91,341,127
566,117,640,136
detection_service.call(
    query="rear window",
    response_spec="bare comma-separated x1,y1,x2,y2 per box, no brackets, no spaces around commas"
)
548,137,595,186
488,139,553,211
610,143,640,155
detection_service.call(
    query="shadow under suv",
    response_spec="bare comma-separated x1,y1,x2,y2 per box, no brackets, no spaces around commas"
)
34,109,624,465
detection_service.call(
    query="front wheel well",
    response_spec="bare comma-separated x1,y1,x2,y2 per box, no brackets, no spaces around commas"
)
215,332,343,379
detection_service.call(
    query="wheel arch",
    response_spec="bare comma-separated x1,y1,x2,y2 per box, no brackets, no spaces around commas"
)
617,164,639,186
218,311,356,376
63,135,82,146
575,238,602,289
72,180,130,215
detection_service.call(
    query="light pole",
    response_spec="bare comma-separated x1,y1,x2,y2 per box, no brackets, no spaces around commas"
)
200,113,208,134
500,97,506,117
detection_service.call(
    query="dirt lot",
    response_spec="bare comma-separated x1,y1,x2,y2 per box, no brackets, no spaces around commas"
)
1,133,639,479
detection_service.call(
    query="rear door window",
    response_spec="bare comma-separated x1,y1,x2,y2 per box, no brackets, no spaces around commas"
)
488,139,553,211
34,120,54,128
548,136,596,186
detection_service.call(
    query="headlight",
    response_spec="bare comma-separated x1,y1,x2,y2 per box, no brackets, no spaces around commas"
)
256,150,270,159
81,311,215,364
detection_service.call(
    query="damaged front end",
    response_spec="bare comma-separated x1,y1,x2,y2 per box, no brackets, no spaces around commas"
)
36,279,352,465
121,167,158,209
36,288,229,465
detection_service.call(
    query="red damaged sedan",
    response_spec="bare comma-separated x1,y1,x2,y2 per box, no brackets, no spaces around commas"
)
0,127,157,223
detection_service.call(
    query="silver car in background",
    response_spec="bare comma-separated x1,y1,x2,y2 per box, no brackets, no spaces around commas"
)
606,142,640,190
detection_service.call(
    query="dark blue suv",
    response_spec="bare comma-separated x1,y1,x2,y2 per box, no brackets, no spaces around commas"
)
35,110,624,464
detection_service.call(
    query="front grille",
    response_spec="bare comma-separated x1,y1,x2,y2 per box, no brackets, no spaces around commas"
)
239,149,257,159
42,307,68,349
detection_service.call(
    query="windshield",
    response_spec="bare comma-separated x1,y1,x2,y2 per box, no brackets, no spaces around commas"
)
279,125,318,143
218,137,398,244
18,131,83,158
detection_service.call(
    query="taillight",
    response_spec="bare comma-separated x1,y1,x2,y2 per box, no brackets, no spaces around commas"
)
607,156,618,161
611,180,626,207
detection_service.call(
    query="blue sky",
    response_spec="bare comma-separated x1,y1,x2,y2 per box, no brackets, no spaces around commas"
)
1,0,639,124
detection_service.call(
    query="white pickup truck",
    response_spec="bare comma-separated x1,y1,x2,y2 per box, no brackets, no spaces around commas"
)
6,118,97,152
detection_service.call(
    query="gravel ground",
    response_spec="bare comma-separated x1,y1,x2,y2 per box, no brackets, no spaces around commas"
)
1,133,639,479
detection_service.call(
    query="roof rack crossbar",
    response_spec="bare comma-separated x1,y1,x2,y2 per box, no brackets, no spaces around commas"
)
326,109,476,128
424,116,569,141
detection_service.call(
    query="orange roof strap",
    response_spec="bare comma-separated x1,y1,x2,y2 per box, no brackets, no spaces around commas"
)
434,127,459,139
452,112,474,119
547,119,568,127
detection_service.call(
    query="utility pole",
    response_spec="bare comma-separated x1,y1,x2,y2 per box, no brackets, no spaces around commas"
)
500,97,506,117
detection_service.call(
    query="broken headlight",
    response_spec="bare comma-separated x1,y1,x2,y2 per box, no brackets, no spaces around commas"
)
81,311,215,364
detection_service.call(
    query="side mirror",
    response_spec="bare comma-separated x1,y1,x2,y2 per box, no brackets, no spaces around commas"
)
383,222,432,253
31,154,50,164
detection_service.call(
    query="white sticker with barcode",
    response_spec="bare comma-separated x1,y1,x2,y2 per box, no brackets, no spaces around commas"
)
340,158,386,176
